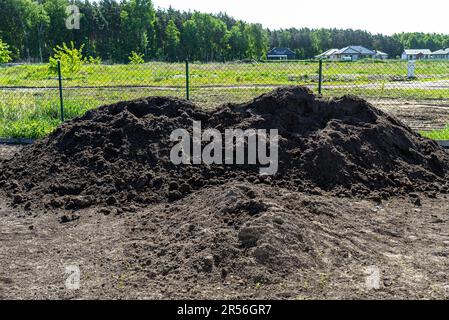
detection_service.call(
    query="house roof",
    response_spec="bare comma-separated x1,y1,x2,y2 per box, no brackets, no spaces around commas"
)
317,46,376,58
432,48,449,55
267,47,296,56
316,48,339,57
403,49,432,55
335,45,376,55
374,50,388,56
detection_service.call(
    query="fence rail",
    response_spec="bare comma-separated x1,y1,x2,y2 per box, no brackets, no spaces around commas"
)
1,59,449,139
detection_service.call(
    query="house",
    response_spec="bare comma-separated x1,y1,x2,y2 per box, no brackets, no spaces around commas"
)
267,47,296,60
315,48,340,60
334,46,376,61
335,46,377,60
401,49,432,60
373,50,389,60
431,48,449,60
316,45,378,61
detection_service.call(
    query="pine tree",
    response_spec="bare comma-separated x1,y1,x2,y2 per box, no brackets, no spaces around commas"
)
165,19,180,61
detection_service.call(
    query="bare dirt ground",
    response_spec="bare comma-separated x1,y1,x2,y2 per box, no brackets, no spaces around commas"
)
372,99,449,131
1,183,449,299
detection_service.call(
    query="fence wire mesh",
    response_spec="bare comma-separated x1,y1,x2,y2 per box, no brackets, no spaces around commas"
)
1,59,449,138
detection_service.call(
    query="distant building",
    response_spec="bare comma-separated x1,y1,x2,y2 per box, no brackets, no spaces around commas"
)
431,48,449,60
373,50,389,60
267,47,296,60
316,46,379,61
401,49,432,60
316,48,340,60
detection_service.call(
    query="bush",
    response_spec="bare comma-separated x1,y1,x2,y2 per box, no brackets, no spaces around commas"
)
0,38,12,64
128,51,144,64
49,42,85,76
86,56,102,65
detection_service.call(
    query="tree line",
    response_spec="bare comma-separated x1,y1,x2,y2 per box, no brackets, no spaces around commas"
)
1,0,449,63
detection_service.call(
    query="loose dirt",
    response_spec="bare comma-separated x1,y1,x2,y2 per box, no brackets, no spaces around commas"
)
1,86,448,212
1,86,449,299
2,183,449,299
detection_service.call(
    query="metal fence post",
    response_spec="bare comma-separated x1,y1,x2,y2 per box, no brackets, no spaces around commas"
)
185,59,190,100
57,60,65,122
318,59,323,95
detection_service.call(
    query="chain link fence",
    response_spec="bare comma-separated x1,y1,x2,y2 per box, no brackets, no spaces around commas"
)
1,59,449,138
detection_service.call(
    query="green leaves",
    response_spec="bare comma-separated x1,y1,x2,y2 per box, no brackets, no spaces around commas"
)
0,39,12,64
165,20,180,62
128,51,144,64
49,41,85,76
86,56,102,65
2,0,449,63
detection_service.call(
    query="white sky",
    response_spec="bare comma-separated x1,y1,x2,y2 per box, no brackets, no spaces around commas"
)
153,0,449,35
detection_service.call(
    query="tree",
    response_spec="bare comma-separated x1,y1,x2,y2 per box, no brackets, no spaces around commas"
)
210,17,228,61
245,24,268,60
42,0,71,56
227,23,249,60
94,0,124,62
120,0,156,59
311,29,332,56
0,0,50,61
181,19,198,60
165,20,180,61
1,0,448,62
27,0,50,62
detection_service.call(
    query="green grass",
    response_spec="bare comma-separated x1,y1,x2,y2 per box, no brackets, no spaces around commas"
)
0,87,185,138
1,60,449,139
1,60,449,87
420,125,449,140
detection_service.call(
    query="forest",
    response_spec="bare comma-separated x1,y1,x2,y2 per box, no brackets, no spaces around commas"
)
1,0,449,63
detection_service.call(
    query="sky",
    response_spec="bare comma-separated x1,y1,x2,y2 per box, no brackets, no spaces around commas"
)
152,0,449,35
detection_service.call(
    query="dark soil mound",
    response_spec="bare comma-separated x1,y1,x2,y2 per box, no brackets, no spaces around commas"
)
1,86,448,210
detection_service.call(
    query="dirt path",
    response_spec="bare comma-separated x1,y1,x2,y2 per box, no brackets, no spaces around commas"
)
325,79,449,90
370,99,449,131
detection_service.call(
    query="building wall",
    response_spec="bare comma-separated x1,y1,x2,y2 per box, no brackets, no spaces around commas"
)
432,54,449,60
267,54,296,60
402,53,434,60
336,54,377,61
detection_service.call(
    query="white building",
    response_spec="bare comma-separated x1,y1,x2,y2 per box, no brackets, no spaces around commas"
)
431,48,449,60
316,48,340,60
401,49,432,60
373,50,388,60
316,46,383,61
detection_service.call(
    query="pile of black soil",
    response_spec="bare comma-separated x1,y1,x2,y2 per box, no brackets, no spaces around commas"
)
1,86,448,210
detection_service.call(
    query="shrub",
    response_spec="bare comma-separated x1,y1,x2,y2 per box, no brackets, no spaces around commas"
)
49,41,85,76
0,38,12,64
86,56,102,65
128,51,144,64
